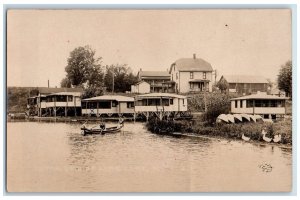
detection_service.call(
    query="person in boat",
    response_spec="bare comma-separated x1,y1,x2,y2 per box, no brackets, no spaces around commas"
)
100,122,106,130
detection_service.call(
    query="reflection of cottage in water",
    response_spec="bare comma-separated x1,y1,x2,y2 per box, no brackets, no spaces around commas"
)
81,95,135,117
230,92,288,120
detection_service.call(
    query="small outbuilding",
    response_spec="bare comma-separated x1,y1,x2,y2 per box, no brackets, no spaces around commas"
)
131,81,151,94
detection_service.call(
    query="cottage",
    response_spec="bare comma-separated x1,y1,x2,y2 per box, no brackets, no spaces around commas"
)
137,70,173,93
27,87,83,117
45,92,82,117
81,95,135,117
131,81,151,94
169,54,213,93
218,75,268,95
134,93,188,120
230,93,288,119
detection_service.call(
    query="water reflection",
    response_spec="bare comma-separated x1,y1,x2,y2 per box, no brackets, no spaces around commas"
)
7,121,292,192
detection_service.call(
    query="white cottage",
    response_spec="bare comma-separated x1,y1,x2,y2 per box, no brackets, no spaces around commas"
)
230,93,288,119
81,95,135,117
134,93,188,120
45,92,82,117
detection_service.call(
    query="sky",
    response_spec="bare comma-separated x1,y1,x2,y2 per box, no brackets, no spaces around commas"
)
7,9,292,87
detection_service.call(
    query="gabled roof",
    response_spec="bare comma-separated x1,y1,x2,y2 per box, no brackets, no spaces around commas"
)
171,57,213,72
83,95,134,102
221,75,268,84
38,87,83,94
139,71,170,77
230,93,288,100
136,93,187,99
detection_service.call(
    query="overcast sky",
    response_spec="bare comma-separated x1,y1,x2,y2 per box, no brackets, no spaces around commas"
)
7,9,291,87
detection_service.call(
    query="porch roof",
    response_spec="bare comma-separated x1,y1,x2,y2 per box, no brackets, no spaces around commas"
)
231,93,288,101
83,95,134,102
189,79,210,83
136,93,187,99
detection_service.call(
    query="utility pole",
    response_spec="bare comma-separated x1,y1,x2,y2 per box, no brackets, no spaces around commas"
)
112,68,114,94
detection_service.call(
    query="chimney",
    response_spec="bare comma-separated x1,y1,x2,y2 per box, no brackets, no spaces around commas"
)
193,54,196,59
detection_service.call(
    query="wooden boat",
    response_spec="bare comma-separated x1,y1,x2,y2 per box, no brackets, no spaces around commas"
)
81,119,124,136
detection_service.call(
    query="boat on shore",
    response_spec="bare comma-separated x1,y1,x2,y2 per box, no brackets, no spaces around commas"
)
81,119,124,136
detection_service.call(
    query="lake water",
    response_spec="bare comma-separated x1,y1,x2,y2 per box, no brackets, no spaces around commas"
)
7,121,292,192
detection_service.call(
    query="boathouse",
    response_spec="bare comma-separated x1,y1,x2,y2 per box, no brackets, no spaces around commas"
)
134,93,188,120
27,87,83,117
81,95,135,117
230,92,288,119
45,91,82,117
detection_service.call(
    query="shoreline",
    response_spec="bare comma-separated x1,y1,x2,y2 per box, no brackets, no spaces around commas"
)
7,117,292,149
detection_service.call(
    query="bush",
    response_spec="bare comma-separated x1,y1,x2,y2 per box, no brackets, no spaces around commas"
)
188,92,240,124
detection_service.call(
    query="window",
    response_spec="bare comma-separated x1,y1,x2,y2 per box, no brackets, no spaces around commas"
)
176,73,178,80
183,99,185,105
240,100,243,108
190,83,193,89
203,72,206,79
235,100,238,108
162,99,169,106
68,96,73,102
190,72,194,79
170,99,173,105
246,100,253,108
99,101,111,109
82,102,87,108
57,95,67,102
88,102,97,109
112,101,117,107
127,102,134,108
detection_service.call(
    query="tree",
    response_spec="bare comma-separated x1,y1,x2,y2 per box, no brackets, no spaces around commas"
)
104,64,138,93
216,77,229,93
64,45,103,87
277,61,292,97
60,77,72,88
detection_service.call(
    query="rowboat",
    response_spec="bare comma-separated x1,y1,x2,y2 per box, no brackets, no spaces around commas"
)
81,119,124,136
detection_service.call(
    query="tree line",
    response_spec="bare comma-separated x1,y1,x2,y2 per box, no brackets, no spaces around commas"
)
60,45,138,98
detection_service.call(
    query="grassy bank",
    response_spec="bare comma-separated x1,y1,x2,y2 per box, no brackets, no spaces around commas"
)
146,118,292,145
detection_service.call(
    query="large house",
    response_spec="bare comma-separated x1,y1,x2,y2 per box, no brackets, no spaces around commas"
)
137,70,173,93
230,92,288,119
218,75,268,95
169,54,213,93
